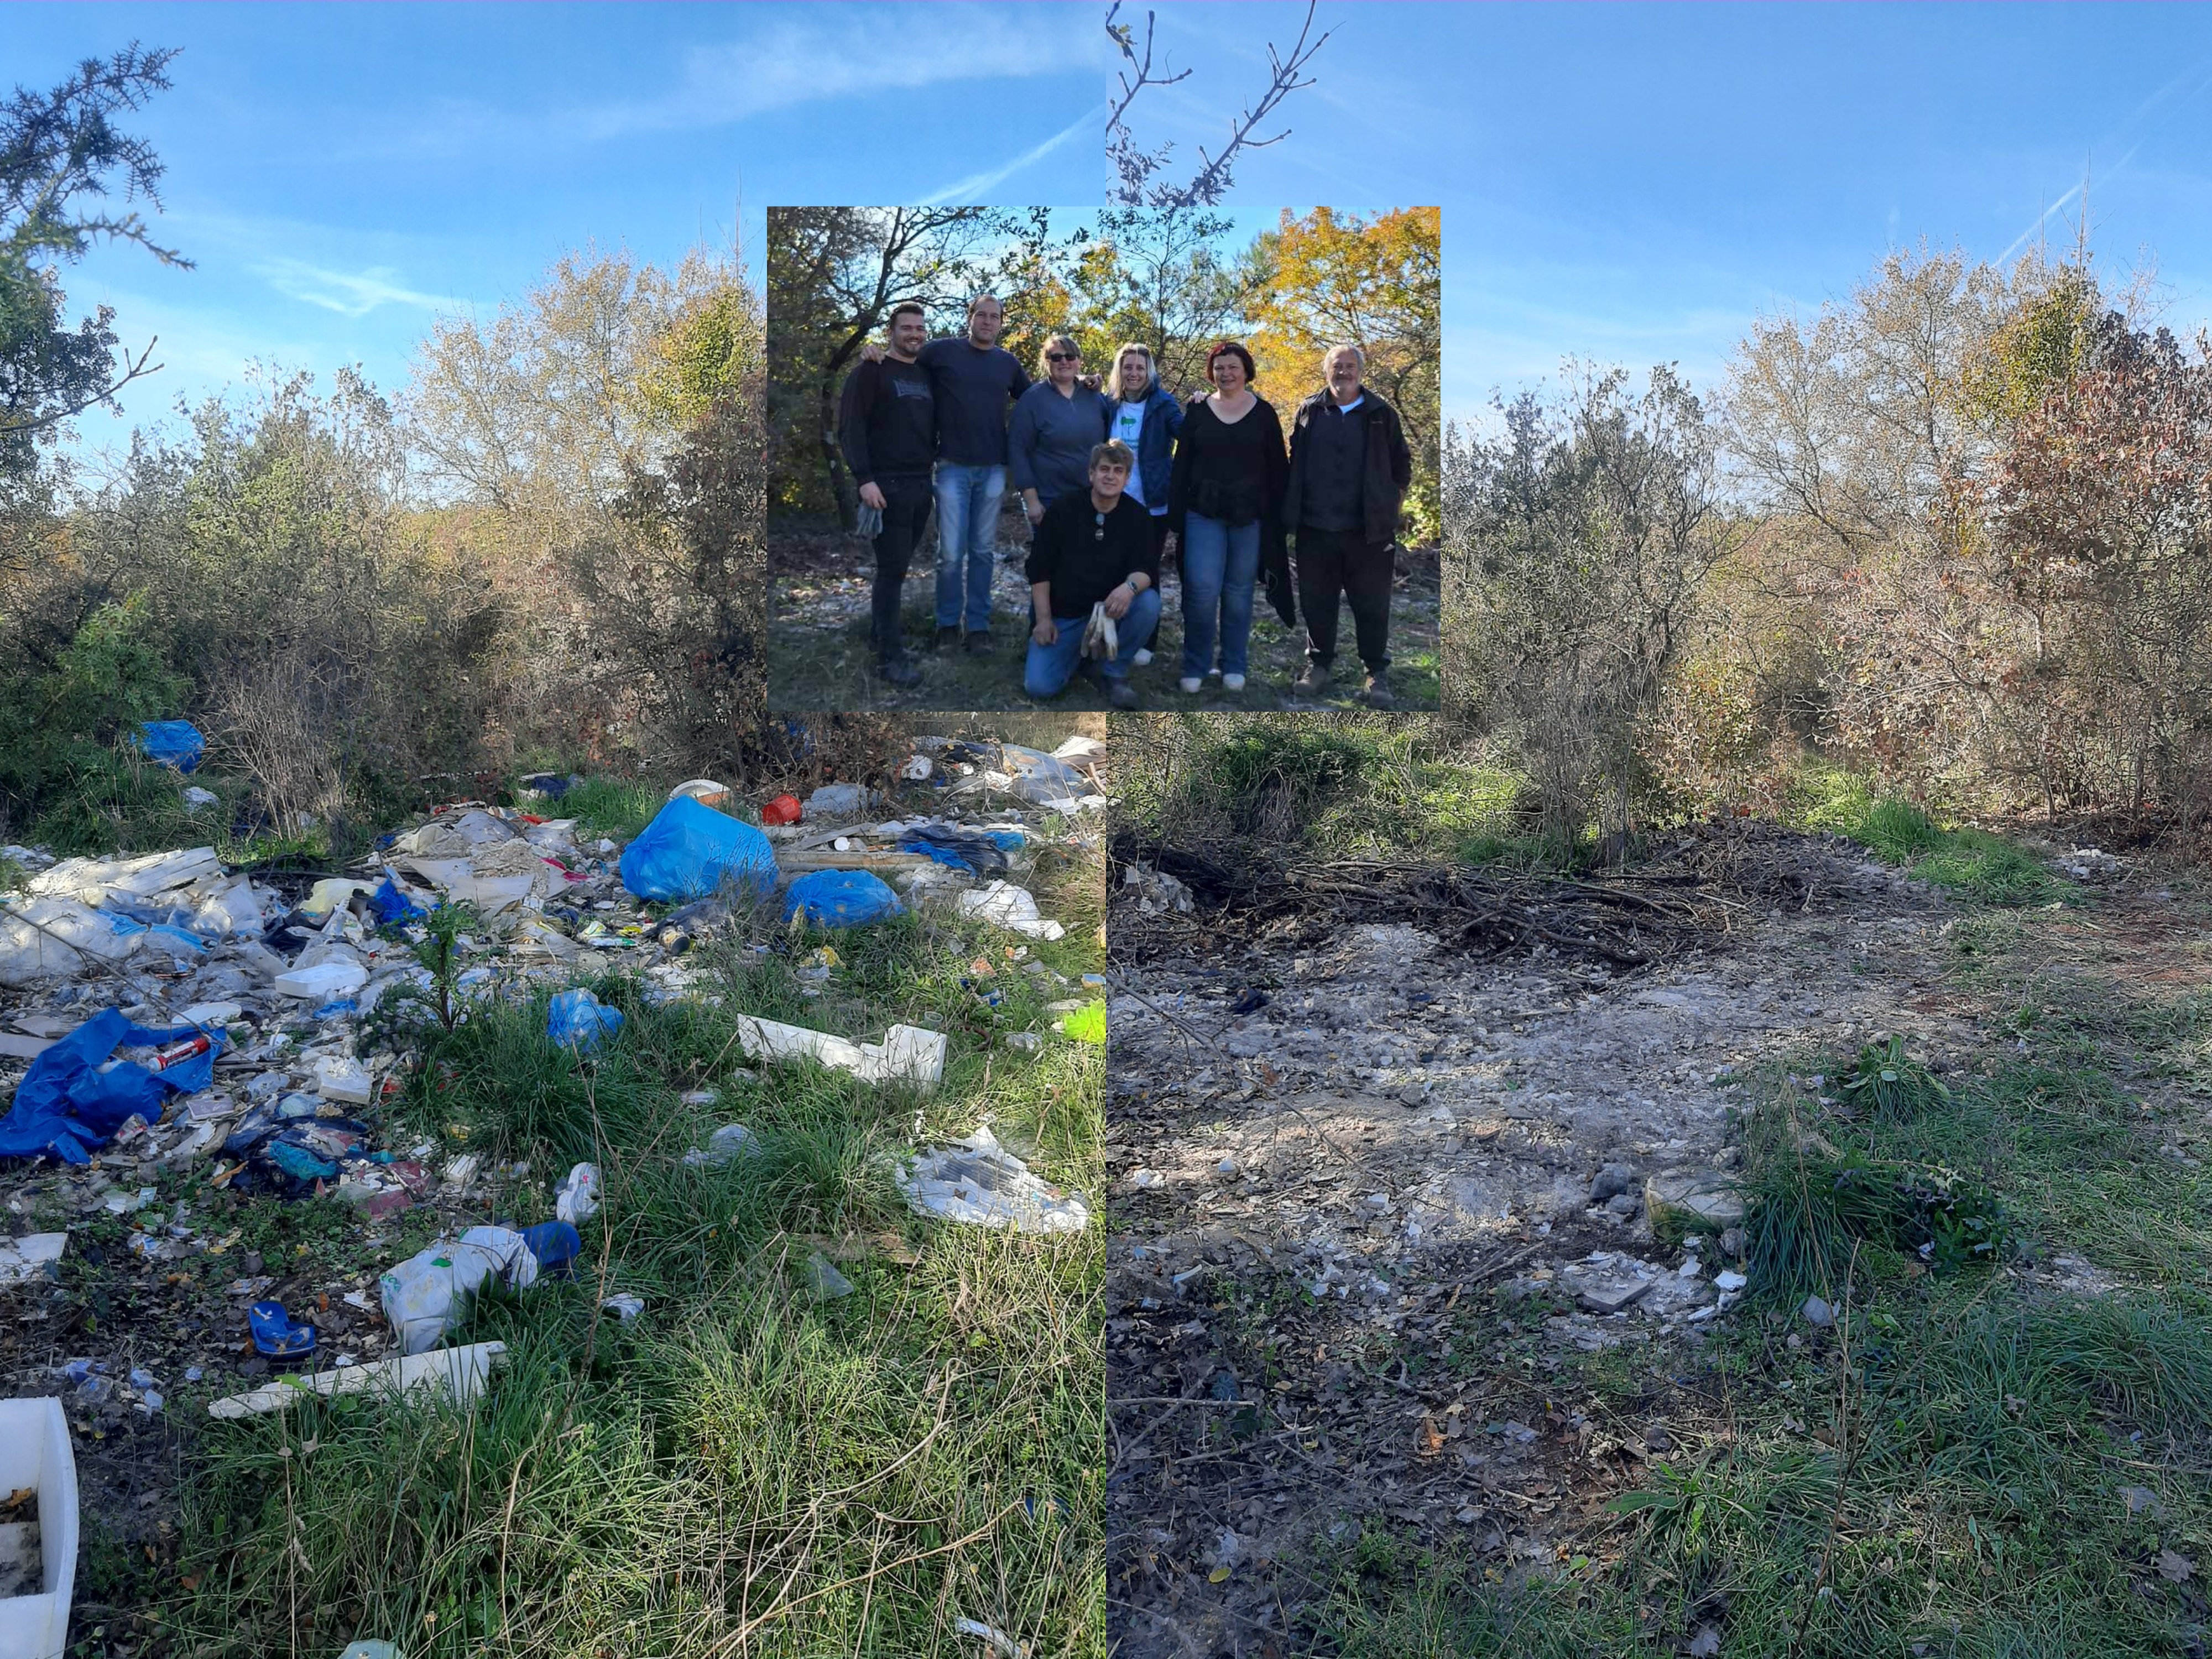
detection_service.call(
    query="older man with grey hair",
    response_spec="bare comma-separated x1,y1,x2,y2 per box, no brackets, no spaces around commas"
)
1282,343,1414,707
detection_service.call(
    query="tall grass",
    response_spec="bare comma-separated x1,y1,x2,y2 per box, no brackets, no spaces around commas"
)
162,841,1107,1656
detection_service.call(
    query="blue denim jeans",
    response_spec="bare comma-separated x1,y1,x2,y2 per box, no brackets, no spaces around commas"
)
932,463,1004,632
1024,588,1161,698
1178,510,1260,680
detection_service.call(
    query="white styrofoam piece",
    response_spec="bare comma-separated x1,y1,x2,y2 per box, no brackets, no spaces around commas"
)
206,1340,507,1420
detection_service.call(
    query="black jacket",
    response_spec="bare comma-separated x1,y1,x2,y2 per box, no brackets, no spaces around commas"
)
1285,387,1413,548
1166,394,1295,625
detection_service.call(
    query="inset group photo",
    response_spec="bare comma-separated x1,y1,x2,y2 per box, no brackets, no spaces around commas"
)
765,205,1441,710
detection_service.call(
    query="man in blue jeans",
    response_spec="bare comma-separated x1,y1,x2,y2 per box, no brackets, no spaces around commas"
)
868,294,1030,655
1025,441,1161,709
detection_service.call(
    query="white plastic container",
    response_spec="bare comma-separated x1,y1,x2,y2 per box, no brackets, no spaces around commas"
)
0,1399,77,1659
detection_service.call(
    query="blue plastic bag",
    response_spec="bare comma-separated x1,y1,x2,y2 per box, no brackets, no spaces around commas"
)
368,877,426,926
782,869,904,928
0,1009,225,1164
520,1220,582,1280
618,797,777,902
547,989,624,1053
134,721,206,773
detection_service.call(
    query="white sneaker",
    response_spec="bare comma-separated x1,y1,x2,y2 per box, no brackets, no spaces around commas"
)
1222,673,1246,692
1177,676,1202,695
1133,648,1153,667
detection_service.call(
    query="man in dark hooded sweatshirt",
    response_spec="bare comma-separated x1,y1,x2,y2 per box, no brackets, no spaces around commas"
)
838,301,935,685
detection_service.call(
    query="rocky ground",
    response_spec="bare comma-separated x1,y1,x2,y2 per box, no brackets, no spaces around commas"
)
1102,822,2032,1657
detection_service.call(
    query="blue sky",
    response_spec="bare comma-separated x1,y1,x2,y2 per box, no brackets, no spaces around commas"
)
14,2,2212,453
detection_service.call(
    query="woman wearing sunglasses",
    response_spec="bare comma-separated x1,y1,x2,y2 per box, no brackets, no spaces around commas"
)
1010,335,1113,555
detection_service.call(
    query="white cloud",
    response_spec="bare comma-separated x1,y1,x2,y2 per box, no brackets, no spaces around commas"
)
580,9,1096,139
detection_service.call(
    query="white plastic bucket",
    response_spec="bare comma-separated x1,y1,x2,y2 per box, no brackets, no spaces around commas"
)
0,1399,77,1659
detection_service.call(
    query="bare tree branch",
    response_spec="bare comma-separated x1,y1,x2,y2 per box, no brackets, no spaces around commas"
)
1105,1,1329,208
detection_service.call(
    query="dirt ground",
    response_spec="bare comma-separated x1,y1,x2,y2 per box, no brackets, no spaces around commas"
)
1099,821,2183,1657
768,514,1440,714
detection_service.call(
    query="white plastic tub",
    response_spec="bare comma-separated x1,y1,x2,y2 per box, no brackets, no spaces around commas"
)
0,1399,77,1659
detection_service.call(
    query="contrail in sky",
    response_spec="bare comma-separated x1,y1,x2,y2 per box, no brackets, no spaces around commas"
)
919,106,1099,205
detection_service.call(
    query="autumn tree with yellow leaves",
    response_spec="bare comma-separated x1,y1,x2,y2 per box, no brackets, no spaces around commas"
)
1246,206,1442,540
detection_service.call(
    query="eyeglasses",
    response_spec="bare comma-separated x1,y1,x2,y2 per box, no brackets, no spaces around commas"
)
1046,352,1078,363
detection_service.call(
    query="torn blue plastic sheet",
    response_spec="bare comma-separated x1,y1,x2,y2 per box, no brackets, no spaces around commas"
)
0,1009,226,1164
896,826,1017,877
133,720,206,773
618,796,776,902
781,869,903,928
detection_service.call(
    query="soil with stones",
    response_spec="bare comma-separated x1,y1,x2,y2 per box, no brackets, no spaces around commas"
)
1103,821,1997,1658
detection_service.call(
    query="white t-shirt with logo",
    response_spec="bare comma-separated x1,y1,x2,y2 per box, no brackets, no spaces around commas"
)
1112,401,1164,513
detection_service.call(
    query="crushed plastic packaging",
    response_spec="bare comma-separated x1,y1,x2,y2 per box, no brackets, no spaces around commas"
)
734,1014,946,1092
380,1226,544,1355
0,1233,67,1282
954,881,1067,941
782,869,903,928
900,1126,1091,1235
546,988,624,1053
133,719,206,773
0,1009,226,1163
247,1300,317,1358
682,1123,762,1167
182,785,220,809
653,896,729,953
554,1162,600,1223
953,1616,1033,1658
804,783,869,818
601,1293,645,1322
619,796,778,902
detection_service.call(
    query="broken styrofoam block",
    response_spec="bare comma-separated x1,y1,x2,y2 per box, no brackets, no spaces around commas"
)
0,1397,78,1659
900,1126,1091,1235
954,881,1066,941
0,1235,66,1285
314,1056,375,1105
205,1341,507,1420
273,959,370,1001
732,1015,946,1092
179,1001,242,1029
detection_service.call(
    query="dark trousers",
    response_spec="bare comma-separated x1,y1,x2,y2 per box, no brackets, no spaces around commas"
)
870,476,935,660
1296,525,1393,673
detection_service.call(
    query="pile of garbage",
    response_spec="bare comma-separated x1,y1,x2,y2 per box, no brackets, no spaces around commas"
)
1,732,1107,1400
